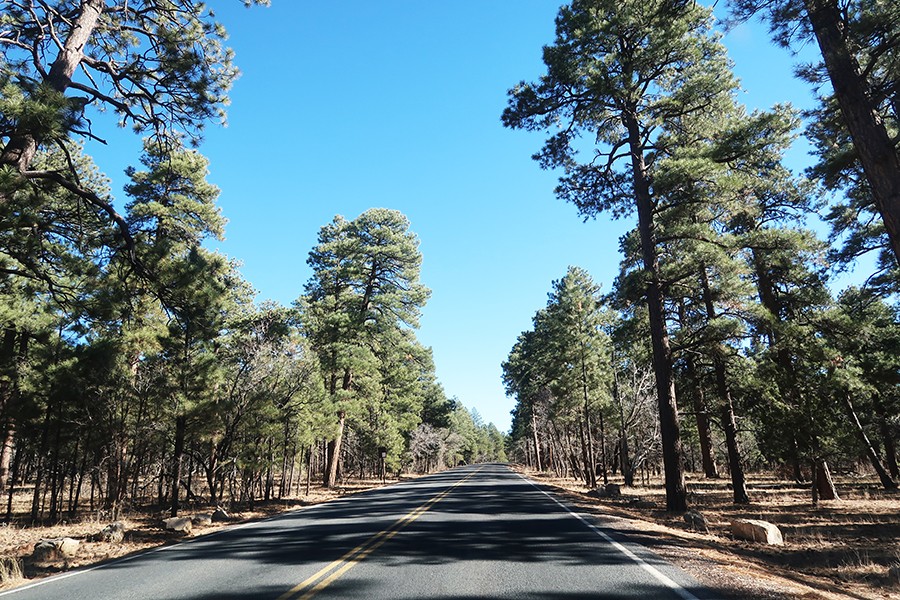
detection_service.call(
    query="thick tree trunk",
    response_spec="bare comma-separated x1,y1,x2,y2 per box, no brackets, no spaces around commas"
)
30,402,53,523
804,0,900,268
170,414,186,517
578,416,596,488
324,411,346,488
699,267,750,504
612,372,634,487
579,342,604,486
813,458,840,502
5,442,21,523
531,411,543,472
873,396,899,479
0,0,105,172
684,354,719,479
207,440,218,507
0,328,19,494
305,446,312,496
625,113,687,511
841,393,897,490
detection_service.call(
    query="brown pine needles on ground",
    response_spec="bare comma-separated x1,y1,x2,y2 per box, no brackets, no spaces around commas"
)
522,468,900,600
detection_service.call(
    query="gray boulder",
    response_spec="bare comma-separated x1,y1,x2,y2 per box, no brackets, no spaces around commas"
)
731,518,784,545
211,507,230,523
99,521,126,543
32,537,80,562
191,513,213,527
163,516,193,534
683,510,709,533
587,483,623,499
603,483,622,497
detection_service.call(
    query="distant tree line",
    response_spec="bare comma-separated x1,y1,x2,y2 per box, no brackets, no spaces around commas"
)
502,0,900,510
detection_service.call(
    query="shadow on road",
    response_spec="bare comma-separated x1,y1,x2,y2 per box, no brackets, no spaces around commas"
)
93,466,736,599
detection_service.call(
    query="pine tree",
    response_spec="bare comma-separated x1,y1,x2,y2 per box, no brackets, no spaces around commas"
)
504,0,742,510
303,209,429,487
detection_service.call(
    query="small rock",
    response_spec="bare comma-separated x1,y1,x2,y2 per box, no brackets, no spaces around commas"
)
191,513,212,527
211,507,230,523
683,509,709,533
731,518,784,545
163,517,193,534
99,521,126,543
629,499,656,509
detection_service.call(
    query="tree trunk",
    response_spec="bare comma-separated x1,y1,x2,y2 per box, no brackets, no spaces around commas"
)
803,0,900,268
684,354,719,479
30,400,53,523
530,410,543,472
612,371,634,487
5,441,21,523
207,440,219,507
699,266,750,504
813,458,840,502
264,438,273,501
873,396,899,479
170,414,186,517
625,112,687,511
0,0,105,172
579,339,603,486
305,446,312,497
0,327,19,494
578,415,596,488
841,393,897,490
324,411,345,488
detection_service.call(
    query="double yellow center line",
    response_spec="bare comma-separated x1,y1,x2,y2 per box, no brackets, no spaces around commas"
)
278,467,482,600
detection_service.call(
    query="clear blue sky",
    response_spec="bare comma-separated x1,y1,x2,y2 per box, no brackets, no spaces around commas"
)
92,2,828,432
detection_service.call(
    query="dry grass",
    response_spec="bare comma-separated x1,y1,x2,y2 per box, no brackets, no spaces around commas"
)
522,468,900,600
0,476,405,591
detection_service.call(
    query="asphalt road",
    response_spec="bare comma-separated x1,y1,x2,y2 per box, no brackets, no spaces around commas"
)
0,464,718,599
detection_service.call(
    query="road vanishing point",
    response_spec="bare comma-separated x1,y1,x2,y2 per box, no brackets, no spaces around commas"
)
1,464,720,599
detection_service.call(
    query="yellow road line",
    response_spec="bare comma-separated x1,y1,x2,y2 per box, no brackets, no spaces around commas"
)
279,468,481,600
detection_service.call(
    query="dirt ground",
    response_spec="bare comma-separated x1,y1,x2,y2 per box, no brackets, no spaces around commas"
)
522,468,900,600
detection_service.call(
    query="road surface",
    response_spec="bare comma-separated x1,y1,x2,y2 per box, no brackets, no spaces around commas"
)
0,464,717,599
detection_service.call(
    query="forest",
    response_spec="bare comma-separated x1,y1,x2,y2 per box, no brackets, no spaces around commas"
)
0,0,898,530
0,1,506,524
501,0,900,513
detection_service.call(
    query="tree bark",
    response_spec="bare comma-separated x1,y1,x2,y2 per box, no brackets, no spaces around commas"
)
530,410,543,472
170,414,186,517
841,393,897,490
578,415,596,488
813,458,840,502
625,112,687,511
873,396,899,479
684,353,719,479
305,446,312,497
699,266,750,504
324,411,345,488
803,0,900,267
0,0,105,172
612,371,635,487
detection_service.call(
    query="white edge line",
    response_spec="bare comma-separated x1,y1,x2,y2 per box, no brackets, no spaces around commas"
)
517,472,703,600
0,468,474,597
